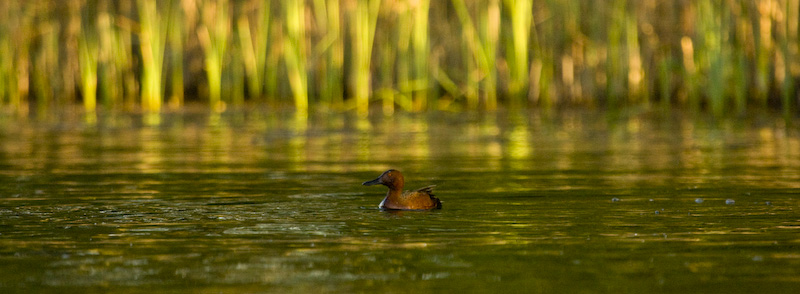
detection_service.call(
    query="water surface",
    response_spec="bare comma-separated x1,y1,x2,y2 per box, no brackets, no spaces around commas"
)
1,109,799,293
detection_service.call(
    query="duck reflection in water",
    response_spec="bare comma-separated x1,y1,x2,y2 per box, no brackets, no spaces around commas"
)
362,169,442,210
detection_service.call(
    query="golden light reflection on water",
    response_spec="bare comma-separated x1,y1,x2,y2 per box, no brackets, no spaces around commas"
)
507,113,531,163
0,110,798,183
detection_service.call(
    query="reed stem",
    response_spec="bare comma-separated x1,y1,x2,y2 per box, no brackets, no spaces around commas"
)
504,0,532,100
78,6,98,113
198,0,230,111
138,0,170,112
284,0,309,115
351,0,381,117
452,0,497,110
411,0,431,111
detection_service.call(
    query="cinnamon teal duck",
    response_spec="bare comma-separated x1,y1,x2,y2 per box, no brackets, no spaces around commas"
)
362,169,442,210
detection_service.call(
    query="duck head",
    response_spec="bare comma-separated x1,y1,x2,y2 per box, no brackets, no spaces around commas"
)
362,169,404,190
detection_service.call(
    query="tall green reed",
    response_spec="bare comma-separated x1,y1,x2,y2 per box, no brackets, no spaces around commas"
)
698,0,727,116
167,0,185,108
284,0,309,115
30,3,59,112
237,0,270,102
78,2,99,113
198,0,230,111
138,0,171,112
229,30,245,106
380,31,395,114
606,0,626,108
392,1,412,114
0,2,18,109
351,0,381,117
312,0,344,109
529,7,553,108
752,0,771,108
625,2,645,106
780,0,796,118
96,5,117,108
410,0,431,111
503,0,532,101
452,0,498,110
391,0,432,112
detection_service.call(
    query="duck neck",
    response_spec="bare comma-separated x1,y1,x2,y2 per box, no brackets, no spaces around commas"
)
384,184,404,204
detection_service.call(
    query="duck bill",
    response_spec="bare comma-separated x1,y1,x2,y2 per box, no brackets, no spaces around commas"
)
362,177,381,186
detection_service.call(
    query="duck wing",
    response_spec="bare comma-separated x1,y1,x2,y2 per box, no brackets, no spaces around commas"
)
414,185,436,195
413,185,441,209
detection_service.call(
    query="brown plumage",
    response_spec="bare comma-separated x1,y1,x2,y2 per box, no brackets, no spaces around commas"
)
362,169,442,210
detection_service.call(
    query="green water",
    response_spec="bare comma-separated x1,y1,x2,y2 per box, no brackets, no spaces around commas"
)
1,109,799,293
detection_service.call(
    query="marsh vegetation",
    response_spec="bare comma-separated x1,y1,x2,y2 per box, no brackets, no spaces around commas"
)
1,0,798,118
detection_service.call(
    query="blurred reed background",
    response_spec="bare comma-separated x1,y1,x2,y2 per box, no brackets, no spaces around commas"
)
0,0,798,117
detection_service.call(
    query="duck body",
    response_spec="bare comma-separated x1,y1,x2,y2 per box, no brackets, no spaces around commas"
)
363,169,442,210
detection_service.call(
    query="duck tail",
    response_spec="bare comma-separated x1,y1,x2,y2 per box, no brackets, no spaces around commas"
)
432,196,442,209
